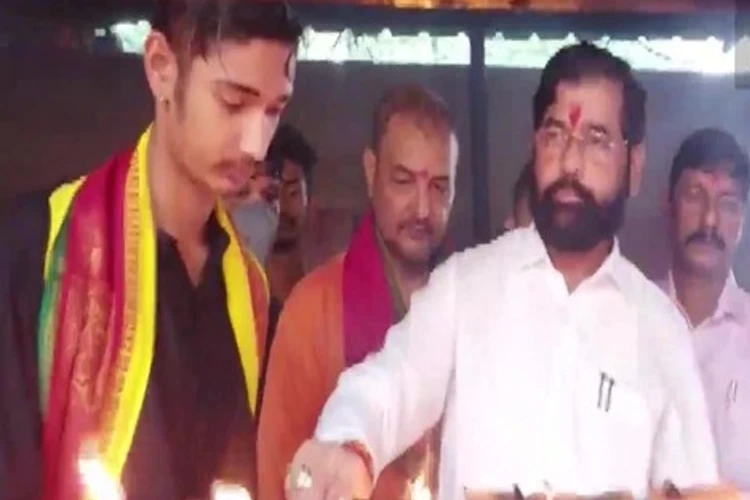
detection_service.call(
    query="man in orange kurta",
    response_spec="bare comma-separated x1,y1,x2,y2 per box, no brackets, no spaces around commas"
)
257,84,459,500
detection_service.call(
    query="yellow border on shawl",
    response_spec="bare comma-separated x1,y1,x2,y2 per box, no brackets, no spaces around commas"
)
216,207,263,414
44,177,86,277
101,127,156,477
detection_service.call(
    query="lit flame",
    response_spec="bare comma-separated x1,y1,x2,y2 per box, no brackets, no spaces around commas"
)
211,481,252,500
77,454,124,500
411,475,432,500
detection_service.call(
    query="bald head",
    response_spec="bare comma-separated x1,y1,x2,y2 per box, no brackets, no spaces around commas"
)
371,83,455,155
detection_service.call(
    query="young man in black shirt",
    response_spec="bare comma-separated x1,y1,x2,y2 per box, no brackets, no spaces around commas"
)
0,2,302,499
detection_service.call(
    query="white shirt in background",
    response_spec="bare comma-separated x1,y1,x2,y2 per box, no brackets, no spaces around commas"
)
314,225,718,500
662,273,750,490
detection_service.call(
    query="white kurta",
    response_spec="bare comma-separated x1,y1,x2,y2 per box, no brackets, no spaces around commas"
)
661,273,750,490
315,226,718,500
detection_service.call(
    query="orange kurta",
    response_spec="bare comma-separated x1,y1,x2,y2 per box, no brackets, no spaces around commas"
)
257,253,434,500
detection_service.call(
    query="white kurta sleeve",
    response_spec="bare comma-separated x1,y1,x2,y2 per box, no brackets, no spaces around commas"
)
314,255,459,477
650,315,719,487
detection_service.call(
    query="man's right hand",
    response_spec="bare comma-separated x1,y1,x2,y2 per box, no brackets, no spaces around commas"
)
285,440,374,500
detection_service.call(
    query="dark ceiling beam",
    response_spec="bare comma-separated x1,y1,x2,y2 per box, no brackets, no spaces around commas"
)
3,0,154,27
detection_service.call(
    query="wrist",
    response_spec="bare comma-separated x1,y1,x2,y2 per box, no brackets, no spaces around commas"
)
341,441,375,483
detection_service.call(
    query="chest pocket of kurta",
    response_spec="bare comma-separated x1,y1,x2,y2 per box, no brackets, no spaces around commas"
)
573,362,653,494
721,372,750,476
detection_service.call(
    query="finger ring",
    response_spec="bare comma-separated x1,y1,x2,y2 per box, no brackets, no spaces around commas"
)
285,464,314,490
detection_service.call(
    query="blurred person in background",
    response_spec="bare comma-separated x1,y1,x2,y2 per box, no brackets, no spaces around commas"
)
660,128,750,493
235,123,317,411
264,123,316,341
227,158,282,266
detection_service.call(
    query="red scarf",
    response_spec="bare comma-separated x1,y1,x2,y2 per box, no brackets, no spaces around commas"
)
342,212,399,367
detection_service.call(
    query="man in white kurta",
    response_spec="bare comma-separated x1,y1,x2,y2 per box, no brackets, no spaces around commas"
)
286,42,719,500
312,225,716,499
660,128,750,491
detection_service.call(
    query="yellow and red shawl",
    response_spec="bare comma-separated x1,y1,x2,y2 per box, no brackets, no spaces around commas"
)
37,127,268,500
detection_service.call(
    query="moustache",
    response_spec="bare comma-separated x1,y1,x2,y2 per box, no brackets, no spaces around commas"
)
685,228,726,250
398,219,434,236
542,177,597,207
219,158,257,172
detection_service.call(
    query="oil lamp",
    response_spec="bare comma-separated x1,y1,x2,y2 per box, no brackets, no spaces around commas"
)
77,451,124,500
211,481,252,500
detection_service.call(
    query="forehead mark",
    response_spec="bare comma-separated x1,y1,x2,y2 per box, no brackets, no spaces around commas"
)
414,170,429,181
568,103,582,128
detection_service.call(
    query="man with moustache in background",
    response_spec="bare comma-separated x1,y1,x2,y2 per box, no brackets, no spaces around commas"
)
284,42,721,500
257,84,457,500
661,128,750,492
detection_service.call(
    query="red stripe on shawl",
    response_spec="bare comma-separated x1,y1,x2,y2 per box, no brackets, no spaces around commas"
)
43,147,131,500
342,211,394,367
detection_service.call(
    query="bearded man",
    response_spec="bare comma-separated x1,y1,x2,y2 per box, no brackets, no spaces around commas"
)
285,42,720,500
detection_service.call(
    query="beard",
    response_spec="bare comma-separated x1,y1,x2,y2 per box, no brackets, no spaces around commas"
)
531,175,628,252
380,217,442,275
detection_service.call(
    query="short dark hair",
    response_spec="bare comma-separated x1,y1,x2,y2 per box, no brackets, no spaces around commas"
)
669,127,750,201
151,0,303,60
513,161,534,211
371,84,454,152
533,41,647,145
266,123,317,187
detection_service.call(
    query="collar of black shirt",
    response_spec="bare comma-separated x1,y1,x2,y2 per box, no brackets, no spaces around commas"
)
156,211,229,257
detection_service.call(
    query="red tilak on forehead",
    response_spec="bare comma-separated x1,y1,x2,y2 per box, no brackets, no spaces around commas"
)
414,170,429,180
568,103,582,128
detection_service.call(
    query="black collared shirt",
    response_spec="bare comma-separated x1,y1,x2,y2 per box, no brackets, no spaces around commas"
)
0,189,254,500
